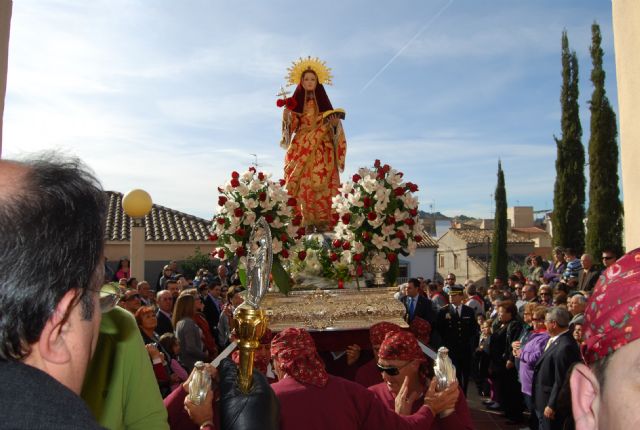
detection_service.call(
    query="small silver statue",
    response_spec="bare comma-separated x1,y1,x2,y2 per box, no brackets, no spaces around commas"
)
434,347,457,392
244,217,273,309
188,361,211,405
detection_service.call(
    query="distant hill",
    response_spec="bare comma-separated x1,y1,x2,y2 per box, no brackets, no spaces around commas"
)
419,211,476,221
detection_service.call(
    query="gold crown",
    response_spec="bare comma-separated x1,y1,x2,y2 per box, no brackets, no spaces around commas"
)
286,56,333,86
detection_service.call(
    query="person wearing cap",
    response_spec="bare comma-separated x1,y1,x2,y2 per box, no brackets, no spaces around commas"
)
349,321,403,388
435,284,478,395
271,327,458,430
570,247,640,430
532,307,581,430
369,331,473,429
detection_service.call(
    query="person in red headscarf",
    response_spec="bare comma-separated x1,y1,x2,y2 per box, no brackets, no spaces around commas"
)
270,327,458,430
570,247,640,430
368,331,473,430
348,321,403,387
232,329,276,383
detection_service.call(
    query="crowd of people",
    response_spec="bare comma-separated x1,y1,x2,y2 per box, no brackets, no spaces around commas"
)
2,153,638,430
391,245,617,430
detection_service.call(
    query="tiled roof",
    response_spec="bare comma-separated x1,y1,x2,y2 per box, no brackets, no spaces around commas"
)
105,191,211,242
417,231,438,248
446,227,533,244
468,256,488,270
511,226,548,235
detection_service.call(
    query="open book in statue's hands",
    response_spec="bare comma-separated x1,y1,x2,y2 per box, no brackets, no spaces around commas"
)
322,108,346,121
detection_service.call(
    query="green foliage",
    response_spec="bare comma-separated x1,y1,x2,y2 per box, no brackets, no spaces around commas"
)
490,161,509,281
586,22,624,258
180,246,217,279
552,31,586,255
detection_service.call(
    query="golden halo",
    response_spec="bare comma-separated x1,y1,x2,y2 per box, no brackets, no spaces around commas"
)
286,56,333,86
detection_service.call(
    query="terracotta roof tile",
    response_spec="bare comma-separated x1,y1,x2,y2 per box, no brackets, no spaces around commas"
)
105,191,211,242
447,227,533,244
417,231,438,248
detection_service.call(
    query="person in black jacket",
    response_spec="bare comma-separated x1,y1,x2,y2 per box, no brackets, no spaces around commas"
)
401,278,437,325
155,290,175,336
489,300,524,424
435,285,479,395
532,307,581,430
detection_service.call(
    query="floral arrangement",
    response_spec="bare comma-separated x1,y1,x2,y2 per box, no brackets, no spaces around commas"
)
331,159,423,282
291,236,354,284
210,167,305,293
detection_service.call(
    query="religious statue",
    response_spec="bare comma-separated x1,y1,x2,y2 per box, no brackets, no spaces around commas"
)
279,56,347,230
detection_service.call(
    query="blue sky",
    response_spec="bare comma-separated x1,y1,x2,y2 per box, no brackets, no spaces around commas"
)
3,0,618,220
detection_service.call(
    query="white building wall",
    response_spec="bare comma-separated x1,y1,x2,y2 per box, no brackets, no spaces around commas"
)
401,248,436,280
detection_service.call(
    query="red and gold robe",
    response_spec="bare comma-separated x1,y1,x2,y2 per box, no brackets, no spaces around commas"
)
284,98,346,228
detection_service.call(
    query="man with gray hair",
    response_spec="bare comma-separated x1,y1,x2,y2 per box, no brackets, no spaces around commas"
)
532,307,581,430
0,155,106,428
568,293,587,327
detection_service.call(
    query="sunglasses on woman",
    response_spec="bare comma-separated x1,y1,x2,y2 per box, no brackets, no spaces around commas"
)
376,361,412,376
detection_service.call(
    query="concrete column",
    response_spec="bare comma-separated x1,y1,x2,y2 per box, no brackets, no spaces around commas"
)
612,0,640,250
0,0,12,157
130,222,146,280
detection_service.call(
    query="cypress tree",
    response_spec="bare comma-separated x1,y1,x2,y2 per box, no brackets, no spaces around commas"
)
552,31,586,255
490,161,508,282
586,22,624,258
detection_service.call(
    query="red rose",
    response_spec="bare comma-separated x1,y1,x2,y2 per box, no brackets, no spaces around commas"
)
356,265,363,276
341,213,351,224
395,231,405,240
362,231,371,241
231,171,240,179
352,174,362,182
353,253,363,262
342,242,351,251
208,233,218,242
296,227,306,237
264,214,274,224
281,248,289,258
367,212,377,221
383,164,390,173
276,98,286,108
394,187,404,196
287,197,297,207
216,217,225,225
332,239,342,249
280,233,288,242
249,166,256,173
386,215,396,225
330,252,339,262
292,215,302,226
404,218,415,226
387,253,397,262
236,246,245,257
279,179,286,186
258,172,265,181
230,178,240,187
363,197,372,207
374,159,381,168
414,235,423,243
407,182,419,192
298,250,307,261
235,228,246,237
218,196,228,206
409,208,418,217
233,207,243,217
258,192,267,201
285,97,297,110
377,168,385,179
218,249,225,259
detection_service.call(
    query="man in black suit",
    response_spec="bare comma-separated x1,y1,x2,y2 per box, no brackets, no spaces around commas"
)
203,282,223,337
435,285,479,395
533,307,581,430
577,254,599,292
155,290,174,336
401,278,437,325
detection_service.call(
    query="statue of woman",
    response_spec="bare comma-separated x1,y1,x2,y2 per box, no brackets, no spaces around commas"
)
280,57,347,231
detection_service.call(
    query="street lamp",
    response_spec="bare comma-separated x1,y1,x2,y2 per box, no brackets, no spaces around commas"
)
122,189,153,280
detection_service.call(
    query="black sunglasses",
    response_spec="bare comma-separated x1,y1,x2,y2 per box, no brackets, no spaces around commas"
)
376,361,411,376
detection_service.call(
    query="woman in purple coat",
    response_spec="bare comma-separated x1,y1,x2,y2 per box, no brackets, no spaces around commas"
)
516,305,550,430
